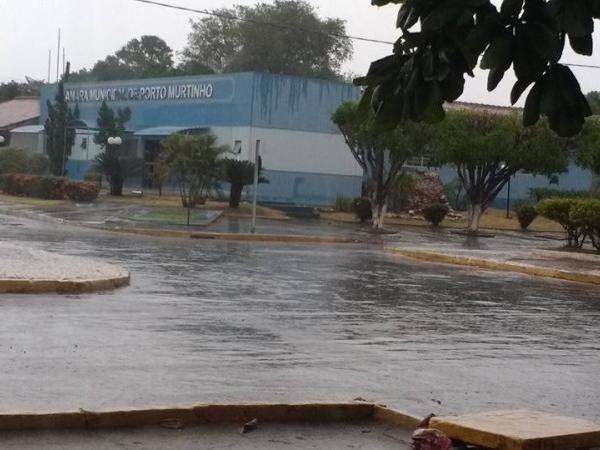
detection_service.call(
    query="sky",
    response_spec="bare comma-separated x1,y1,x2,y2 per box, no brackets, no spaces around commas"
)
1,0,599,106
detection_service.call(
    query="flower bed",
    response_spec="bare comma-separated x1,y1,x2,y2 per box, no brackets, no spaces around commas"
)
0,174,99,202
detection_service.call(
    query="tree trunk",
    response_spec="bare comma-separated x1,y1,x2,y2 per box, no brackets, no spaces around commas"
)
229,183,244,208
371,200,387,229
110,175,124,196
467,202,483,233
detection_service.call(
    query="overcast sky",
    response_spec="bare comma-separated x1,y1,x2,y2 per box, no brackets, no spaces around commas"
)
2,0,599,106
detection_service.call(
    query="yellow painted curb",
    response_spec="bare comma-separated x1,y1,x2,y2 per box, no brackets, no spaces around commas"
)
389,249,600,286
0,403,384,431
372,404,422,428
98,226,356,244
430,410,600,450
0,274,130,294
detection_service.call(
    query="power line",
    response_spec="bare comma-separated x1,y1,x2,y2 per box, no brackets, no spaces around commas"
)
129,0,395,45
128,0,600,70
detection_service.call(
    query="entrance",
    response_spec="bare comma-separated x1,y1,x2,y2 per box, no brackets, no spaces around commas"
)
143,139,161,188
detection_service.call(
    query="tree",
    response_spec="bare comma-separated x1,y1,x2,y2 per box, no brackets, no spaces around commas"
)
0,79,40,102
587,92,600,115
71,36,180,82
44,77,76,176
430,109,568,233
221,158,268,208
332,101,431,229
161,133,227,209
575,116,600,192
93,101,135,196
181,1,352,80
358,1,600,137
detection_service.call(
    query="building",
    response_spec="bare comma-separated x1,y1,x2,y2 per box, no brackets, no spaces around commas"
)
36,72,363,205
0,96,40,146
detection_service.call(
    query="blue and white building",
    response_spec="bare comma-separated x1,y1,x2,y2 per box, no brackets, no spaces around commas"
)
35,72,363,205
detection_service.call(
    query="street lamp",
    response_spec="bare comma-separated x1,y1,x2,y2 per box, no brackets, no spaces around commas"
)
500,163,511,219
0,136,5,145
107,136,123,146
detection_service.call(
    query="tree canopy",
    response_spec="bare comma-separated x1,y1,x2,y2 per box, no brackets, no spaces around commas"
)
358,1,600,137
575,116,600,175
0,79,41,102
587,91,600,115
181,0,353,80
333,101,432,228
71,35,213,82
430,108,568,231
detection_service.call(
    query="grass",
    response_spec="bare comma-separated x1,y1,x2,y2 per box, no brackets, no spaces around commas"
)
129,207,218,226
0,193,68,208
321,207,564,233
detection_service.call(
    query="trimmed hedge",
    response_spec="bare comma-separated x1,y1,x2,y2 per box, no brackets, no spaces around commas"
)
65,181,100,202
0,173,99,202
352,197,372,223
1,173,66,199
422,202,449,226
515,204,538,230
538,197,600,251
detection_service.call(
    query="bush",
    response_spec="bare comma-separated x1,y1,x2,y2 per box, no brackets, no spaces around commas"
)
538,198,587,248
84,171,103,184
529,187,592,203
1,173,66,199
422,202,449,226
0,148,49,175
334,195,353,213
570,199,600,252
65,181,100,202
387,174,415,212
515,204,538,230
352,197,372,223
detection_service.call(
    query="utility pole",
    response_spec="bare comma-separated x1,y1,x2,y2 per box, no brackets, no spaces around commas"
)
56,28,61,82
251,140,261,234
47,50,52,83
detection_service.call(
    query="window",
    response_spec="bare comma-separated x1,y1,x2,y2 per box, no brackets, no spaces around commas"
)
233,140,242,154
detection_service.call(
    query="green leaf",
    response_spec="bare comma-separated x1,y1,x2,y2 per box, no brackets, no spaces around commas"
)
487,68,505,91
511,78,533,104
568,34,593,56
523,82,542,126
480,32,513,70
500,0,523,18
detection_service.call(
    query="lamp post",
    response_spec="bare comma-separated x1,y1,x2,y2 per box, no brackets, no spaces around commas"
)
0,136,5,146
106,136,123,196
500,163,511,219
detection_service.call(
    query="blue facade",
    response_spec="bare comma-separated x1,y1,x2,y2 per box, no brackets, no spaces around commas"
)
40,72,360,134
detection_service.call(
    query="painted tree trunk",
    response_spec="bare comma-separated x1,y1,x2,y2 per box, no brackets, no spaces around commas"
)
467,202,483,233
371,200,387,229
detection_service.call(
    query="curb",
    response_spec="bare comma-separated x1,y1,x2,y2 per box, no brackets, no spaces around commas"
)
0,273,130,294
97,226,358,244
0,403,419,431
389,249,600,285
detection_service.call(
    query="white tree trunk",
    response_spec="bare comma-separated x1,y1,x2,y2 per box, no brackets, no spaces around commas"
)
371,201,387,230
467,203,483,233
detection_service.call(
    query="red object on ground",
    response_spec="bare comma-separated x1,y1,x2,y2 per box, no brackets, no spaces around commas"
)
412,428,453,450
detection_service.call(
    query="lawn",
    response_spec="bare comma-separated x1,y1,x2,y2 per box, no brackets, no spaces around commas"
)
321,207,564,233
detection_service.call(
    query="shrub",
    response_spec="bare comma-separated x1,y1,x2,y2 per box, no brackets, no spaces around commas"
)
538,198,587,248
0,148,29,174
0,148,49,175
27,153,49,175
570,199,600,252
334,195,353,213
84,171,103,185
1,173,66,199
352,197,372,223
529,187,592,203
422,202,449,226
65,181,100,202
387,174,415,212
515,204,538,230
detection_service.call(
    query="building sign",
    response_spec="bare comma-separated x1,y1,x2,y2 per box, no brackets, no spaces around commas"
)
65,82,214,103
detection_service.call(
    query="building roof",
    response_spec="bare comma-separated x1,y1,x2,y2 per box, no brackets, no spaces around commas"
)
134,126,202,136
10,124,44,133
0,97,40,129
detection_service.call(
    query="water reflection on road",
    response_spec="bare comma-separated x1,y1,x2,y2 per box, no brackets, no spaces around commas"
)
0,214,598,420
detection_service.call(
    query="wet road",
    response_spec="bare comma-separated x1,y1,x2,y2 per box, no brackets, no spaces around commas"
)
0,213,599,420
